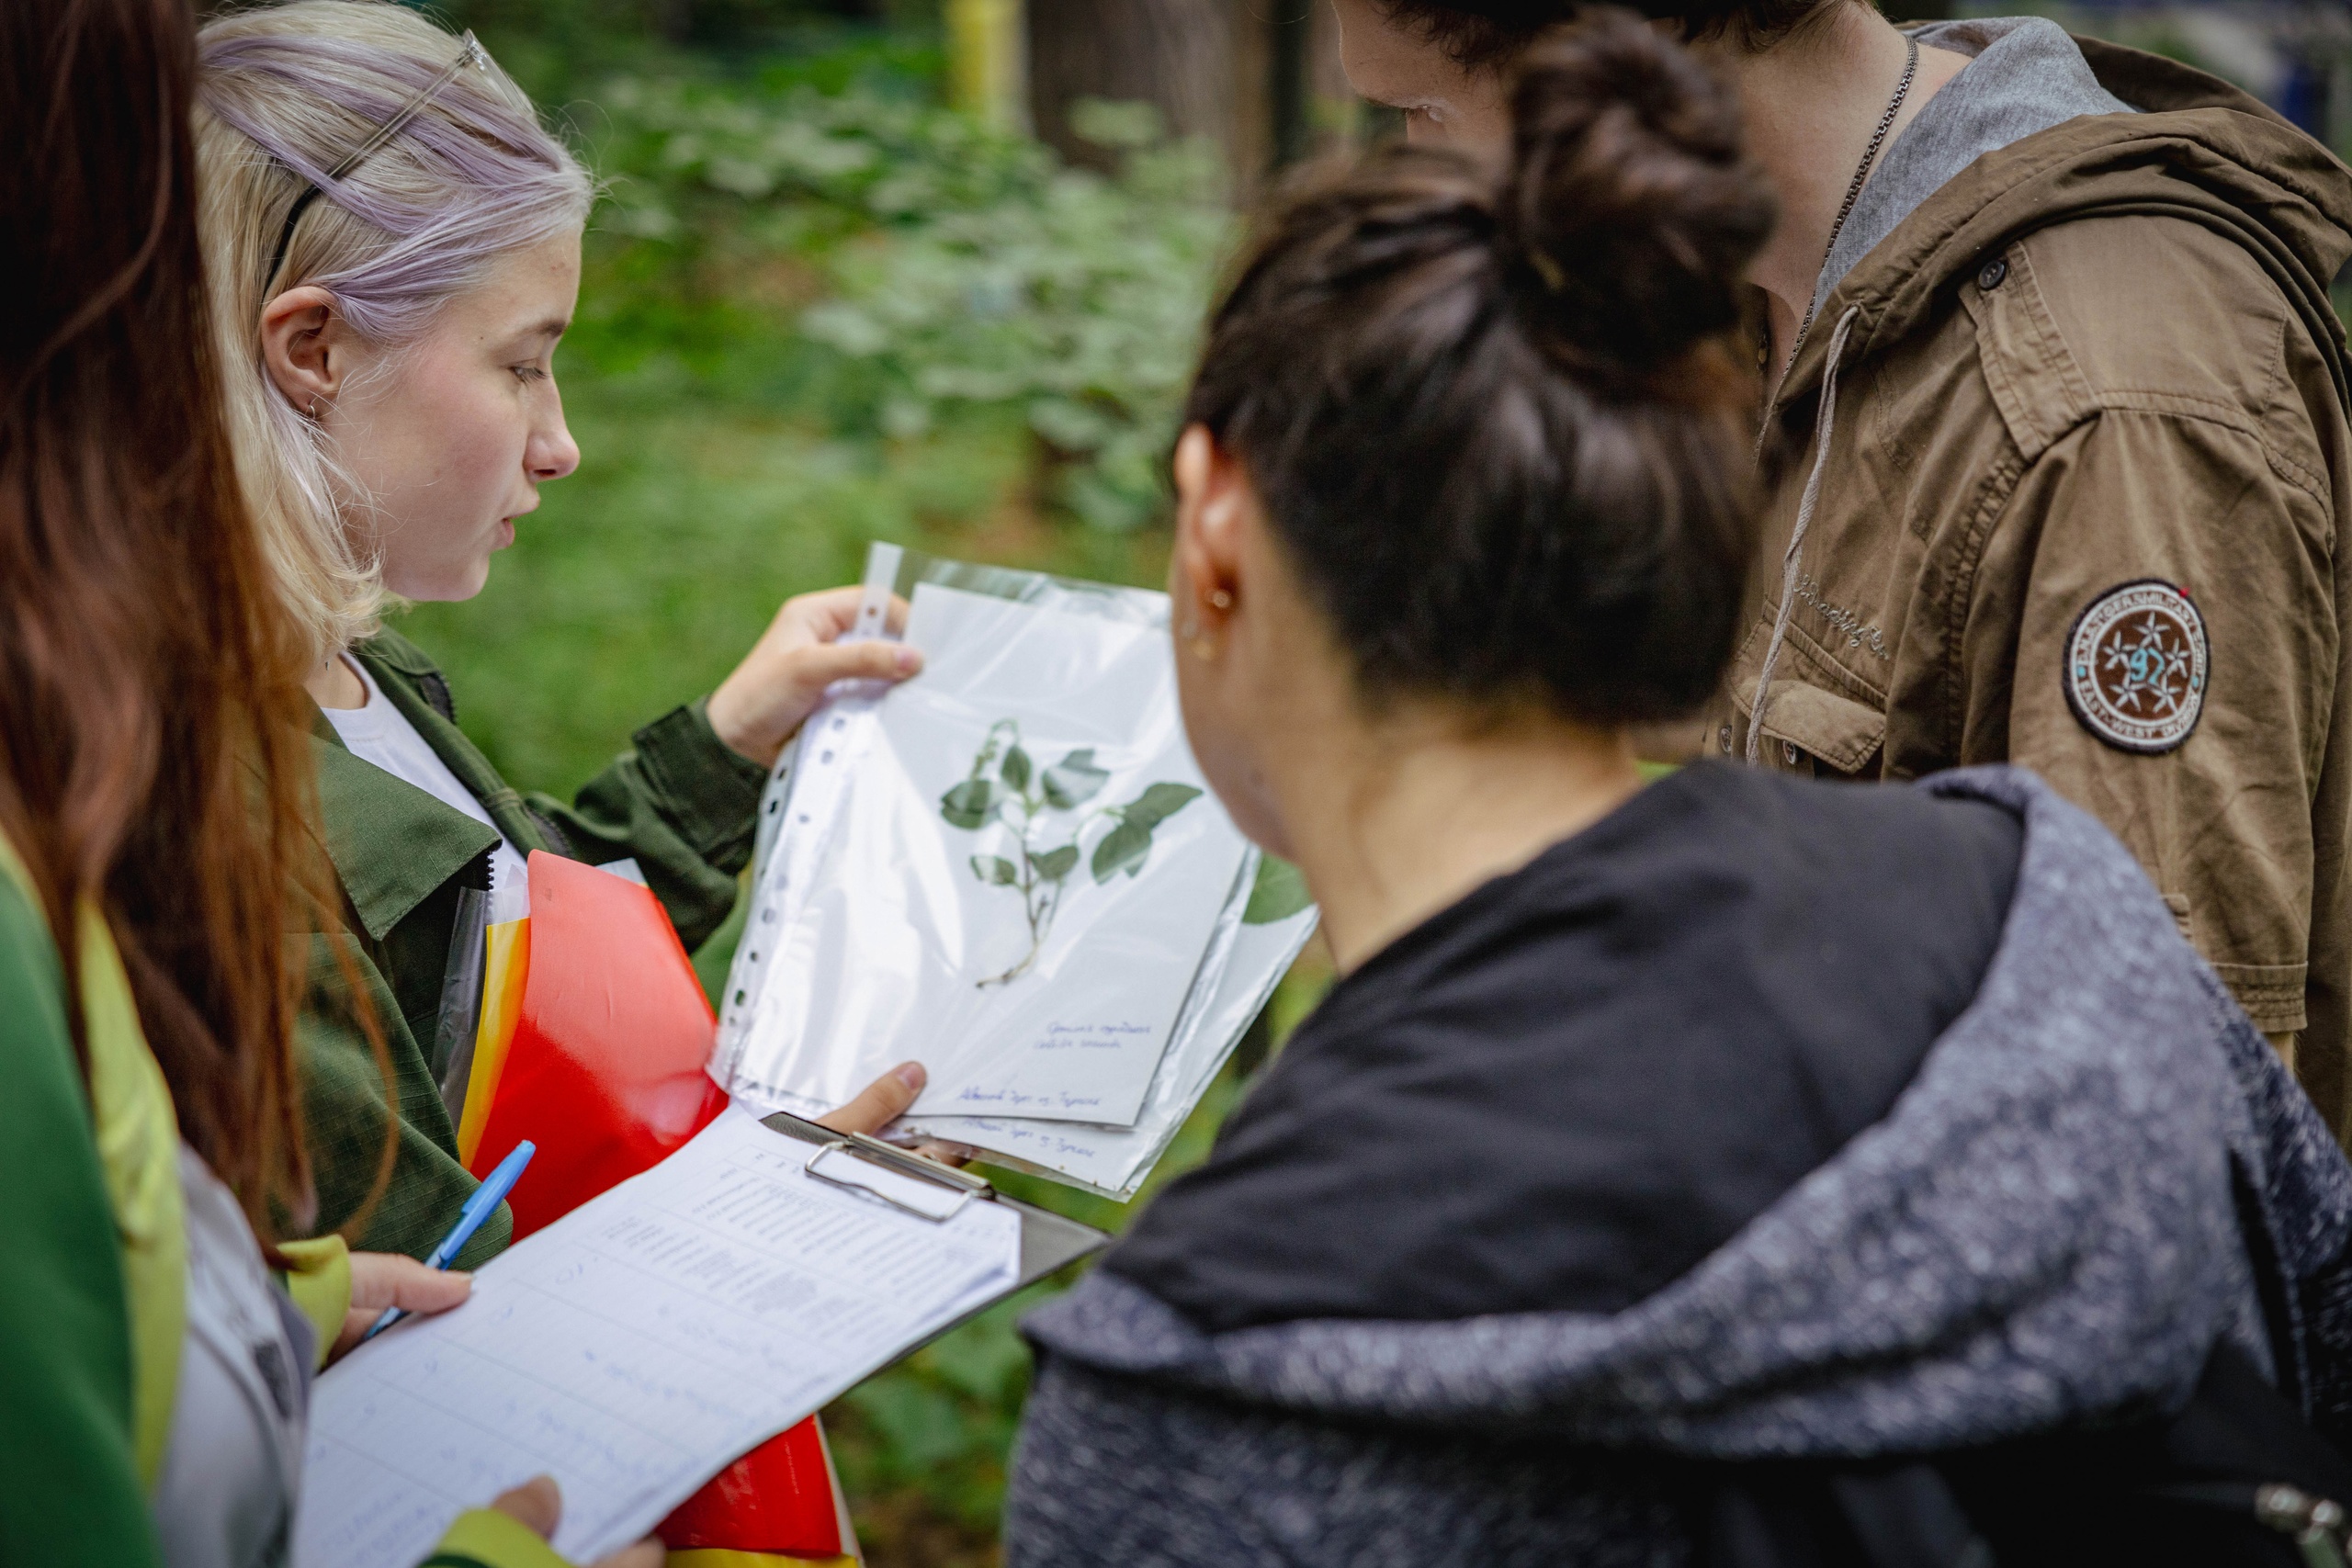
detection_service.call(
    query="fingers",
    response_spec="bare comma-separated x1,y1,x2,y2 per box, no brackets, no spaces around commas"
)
778,586,912,645
709,630,922,768
334,1254,474,1359
588,1540,667,1568
778,585,869,643
819,1061,925,1136
910,1140,975,1168
348,1252,474,1315
489,1475,562,1538
791,638,922,695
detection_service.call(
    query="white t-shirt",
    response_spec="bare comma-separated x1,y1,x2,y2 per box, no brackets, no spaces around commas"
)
320,658,532,924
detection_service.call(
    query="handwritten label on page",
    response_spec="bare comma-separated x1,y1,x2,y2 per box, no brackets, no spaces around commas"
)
900,901,1317,1198
294,1108,1020,1568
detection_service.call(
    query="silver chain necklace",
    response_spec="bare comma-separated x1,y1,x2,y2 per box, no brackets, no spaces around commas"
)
1773,32,1920,378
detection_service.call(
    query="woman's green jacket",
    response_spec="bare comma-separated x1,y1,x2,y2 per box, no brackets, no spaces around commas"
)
302,628,767,1263
0,851,155,1562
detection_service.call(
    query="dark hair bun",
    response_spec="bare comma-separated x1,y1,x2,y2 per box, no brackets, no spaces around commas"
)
1184,7,1771,728
1500,6,1773,378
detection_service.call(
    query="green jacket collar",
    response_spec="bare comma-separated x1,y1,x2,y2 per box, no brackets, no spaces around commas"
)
311,733,496,944
350,633,546,844
312,630,522,942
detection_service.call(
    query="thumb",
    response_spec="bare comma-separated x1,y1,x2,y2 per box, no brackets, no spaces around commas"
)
818,1061,925,1136
489,1475,562,1539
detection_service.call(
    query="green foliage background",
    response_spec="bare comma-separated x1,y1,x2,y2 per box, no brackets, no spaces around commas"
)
393,9,1294,1562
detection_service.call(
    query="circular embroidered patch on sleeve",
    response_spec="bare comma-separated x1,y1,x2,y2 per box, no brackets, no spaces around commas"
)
2063,580,2209,754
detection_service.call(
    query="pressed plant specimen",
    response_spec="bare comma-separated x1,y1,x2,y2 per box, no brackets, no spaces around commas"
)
940,718,1202,986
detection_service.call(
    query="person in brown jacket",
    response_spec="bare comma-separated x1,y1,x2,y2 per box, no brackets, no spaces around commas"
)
1333,0,2352,1133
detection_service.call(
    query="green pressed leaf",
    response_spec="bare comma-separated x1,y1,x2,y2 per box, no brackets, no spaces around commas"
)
1001,746,1032,792
1030,843,1080,882
1242,856,1313,925
970,854,1019,886
1122,782,1202,830
1042,749,1109,809
1090,818,1154,883
940,778,999,831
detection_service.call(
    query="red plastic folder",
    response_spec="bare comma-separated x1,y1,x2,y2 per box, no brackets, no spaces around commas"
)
464,851,845,1561
658,1415,849,1557
468,850,728,1237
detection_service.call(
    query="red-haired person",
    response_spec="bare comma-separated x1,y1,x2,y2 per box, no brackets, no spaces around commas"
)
0,0,642,1562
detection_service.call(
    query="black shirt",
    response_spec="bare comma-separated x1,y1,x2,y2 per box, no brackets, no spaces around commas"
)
1106,763,2023,1334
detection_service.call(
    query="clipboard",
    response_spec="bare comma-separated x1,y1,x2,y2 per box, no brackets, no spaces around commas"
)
756,1107,1110,1297
298,1104,1110,1568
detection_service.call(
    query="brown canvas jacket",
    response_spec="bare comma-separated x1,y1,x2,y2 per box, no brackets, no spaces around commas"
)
1701,39,2352,1131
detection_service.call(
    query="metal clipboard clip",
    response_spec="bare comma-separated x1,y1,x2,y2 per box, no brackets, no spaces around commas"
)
799,1125,993,1223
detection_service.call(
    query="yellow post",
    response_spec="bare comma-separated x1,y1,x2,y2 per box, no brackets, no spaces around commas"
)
947,0,1027,133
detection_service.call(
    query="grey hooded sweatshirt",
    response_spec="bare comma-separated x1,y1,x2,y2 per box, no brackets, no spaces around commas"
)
1005,768,2352,1566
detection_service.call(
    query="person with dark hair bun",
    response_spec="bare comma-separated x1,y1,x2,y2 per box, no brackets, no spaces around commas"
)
1333,0,2352,1138
999,12,2352,1567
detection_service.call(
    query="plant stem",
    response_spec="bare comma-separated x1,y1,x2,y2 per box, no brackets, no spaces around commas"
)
981,784,1049,987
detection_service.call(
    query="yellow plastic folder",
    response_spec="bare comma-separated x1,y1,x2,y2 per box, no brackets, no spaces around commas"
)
454,915,529,1168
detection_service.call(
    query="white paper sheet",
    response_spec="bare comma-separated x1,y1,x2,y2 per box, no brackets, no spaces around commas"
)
897,901,1320,1198
293,1107,1021,1568
719,583,1251,1126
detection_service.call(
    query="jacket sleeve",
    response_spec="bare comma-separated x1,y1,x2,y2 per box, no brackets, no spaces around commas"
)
521,699,768,953
422,1508,573,1567
295,932,512,1268
1980,404,2335,1040
276,1235,353,1371
0,885,161,1566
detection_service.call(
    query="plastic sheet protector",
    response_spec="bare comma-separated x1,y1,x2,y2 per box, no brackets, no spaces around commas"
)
294,1106,1021,1568
717,569,1254,1128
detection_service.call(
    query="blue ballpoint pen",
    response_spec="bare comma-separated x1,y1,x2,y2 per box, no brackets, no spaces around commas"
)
356,1139,535,1345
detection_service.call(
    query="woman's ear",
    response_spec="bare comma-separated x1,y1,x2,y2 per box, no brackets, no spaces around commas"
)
259,285,347,417
1170,423,1247,639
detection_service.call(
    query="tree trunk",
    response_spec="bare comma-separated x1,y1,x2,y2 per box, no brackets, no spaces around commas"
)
1026,0,1237,173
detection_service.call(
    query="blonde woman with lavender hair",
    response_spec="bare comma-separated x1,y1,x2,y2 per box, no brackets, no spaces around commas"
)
192,1,931,1273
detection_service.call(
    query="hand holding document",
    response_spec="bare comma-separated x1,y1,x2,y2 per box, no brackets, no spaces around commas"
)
295,1107,1028,1568
718,577,1251,1127
713,544,1319,1200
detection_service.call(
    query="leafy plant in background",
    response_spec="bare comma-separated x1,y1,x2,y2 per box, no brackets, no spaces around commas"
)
941,717,1202,985
576,68,1232,532
797,99,1230,531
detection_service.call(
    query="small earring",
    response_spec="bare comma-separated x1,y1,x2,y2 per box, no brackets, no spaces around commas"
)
1191,637,1218,661
308,397,323,420
1208,589,1233,612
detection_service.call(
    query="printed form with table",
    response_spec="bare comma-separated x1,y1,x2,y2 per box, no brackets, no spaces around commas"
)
296,542,1319,1567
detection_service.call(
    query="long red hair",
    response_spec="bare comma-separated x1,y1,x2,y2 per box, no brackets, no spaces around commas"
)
1,0,324,1229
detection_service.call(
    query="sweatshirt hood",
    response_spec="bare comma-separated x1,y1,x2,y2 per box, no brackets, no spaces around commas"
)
1023,767,2352,1460
1770,36,2352,434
